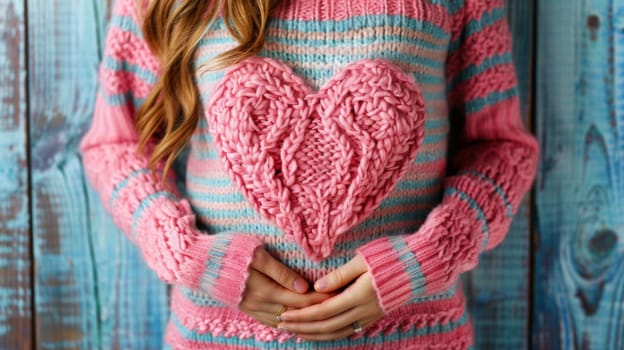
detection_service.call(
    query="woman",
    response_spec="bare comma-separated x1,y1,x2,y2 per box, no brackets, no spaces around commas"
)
79,0,540,348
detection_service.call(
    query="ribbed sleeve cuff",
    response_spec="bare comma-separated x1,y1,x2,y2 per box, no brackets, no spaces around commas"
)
130,191,264,309
185,232,264,308
357,201,482,314
357,237,419,313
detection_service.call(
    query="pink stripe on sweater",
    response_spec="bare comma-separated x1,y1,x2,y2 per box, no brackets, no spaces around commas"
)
171,282,466,328
99,67,154,98
164,322,474,350
185,176,443,206
449,0,506,41
261,40,447,67
112,0,147,25
186,157,225,174
272,0,451,29
110,171,160,235
447,175,511,250
267,25,448,46
446,18,512,78
187,141,449,164
362,237,414,312
168,283,470,347
409,200,483,296
463,0,506,23
81,95,137,149
189,201,436,228
447,63,517,103
461,97,529,141
103,26,160,75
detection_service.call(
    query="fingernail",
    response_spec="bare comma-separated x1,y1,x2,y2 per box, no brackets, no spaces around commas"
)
279,313,290,322
294,279,308,293
315,278,327,291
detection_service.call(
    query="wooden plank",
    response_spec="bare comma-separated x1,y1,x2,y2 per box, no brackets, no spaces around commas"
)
534,0,624,348
28,0,169,349
0,1,32,349
462,1,534,349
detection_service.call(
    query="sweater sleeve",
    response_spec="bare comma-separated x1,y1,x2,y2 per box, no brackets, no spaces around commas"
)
356,0,540,314
79,0,263,308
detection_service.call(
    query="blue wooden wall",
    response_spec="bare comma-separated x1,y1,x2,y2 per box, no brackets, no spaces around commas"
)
533,0,624,348
0,0,622,349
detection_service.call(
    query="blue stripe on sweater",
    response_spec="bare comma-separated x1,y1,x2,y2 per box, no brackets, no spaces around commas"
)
461,169,513,217
274,32,446,51
191,190,440,209
195,46,444,70
109,169,152,209
205,14,450,38
448,6,507,54
193,208,432,229
197,63,446,88
100,89,146,107
463,7,507,38
198,237,231,292
132,192,178,239
179,286,226,307
278,15,449,39
444,187,489,249
108,12,143,38
390,236,427,301
428,0,464,15
445,0,466,15
102,56,158,85
178,283,458,308
170,312,469,347
465,88,517,115
191,220,415,251
191,146,446,165
200,31,448,52
186,173,443,191
112,13,451,46
446,52,513,93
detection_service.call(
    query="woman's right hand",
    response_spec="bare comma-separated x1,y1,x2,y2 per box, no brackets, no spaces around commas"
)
240,248,331,327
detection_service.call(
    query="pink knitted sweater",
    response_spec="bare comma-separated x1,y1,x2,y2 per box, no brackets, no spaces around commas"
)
79,0,540,348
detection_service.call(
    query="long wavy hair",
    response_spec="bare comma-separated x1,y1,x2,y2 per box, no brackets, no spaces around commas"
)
135,0,282,177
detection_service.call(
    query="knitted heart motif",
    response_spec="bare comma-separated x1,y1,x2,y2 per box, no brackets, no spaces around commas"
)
206,57,426,261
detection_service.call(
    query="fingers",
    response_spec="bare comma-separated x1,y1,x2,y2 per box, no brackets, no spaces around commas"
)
281,272,375,322
252,248,309,293
274,287,331,309
247,310,287,328
284,316,377,341
243,269,331,310
279,285,357,322
294,325,354,341
279,305,361,334
314,254,367,293
240,268,333,330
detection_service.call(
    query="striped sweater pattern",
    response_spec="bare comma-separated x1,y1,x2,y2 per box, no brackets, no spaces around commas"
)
79,0,540,349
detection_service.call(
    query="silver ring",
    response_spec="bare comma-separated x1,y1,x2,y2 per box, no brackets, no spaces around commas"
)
352,321,363,333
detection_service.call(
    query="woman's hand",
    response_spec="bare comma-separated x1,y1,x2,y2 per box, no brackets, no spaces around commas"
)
276,254,384,340
240,248,331,327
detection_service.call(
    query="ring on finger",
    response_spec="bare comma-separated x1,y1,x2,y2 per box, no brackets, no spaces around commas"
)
352,321,363,333
275,305,287,323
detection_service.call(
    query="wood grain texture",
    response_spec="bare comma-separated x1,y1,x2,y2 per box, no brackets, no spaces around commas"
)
534,0,624,348
0,0,32,349
28,0,169,349
462,1,534,349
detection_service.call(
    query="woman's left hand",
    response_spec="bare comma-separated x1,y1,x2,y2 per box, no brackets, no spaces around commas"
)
276,254,384,341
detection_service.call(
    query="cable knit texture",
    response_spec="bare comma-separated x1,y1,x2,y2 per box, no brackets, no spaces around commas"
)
80,0,540,348
206,57,426,261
